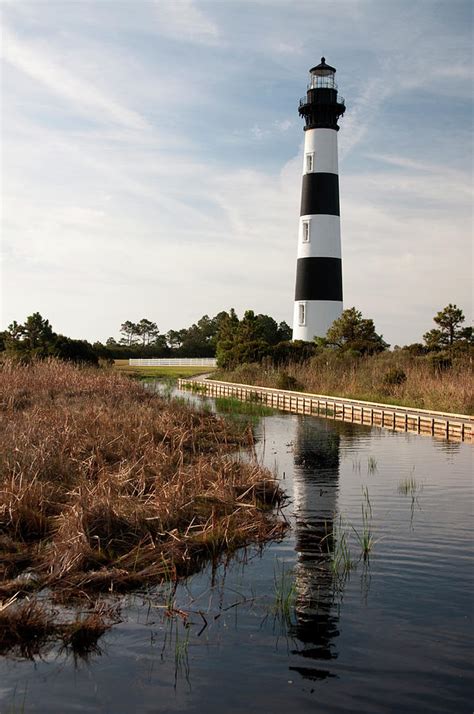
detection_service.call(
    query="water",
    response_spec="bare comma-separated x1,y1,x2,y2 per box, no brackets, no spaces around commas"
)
1,391,472,713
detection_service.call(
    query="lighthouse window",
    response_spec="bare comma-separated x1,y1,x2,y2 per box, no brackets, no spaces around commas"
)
305,152,314,173
302,220,310,243
298,303,306,326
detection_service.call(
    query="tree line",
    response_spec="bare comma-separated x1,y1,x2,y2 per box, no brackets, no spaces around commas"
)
99,311,292,359
0,304,471,368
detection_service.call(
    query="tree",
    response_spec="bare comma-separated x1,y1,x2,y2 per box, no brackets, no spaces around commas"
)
5,313,56,358
136,318,159,346
215,310,294,368
120,321,139,346
423,304,472,350
53,336,98,365
277,321,292,342
216,309,240,367
166,329,188,350
22,313,55,348
3,313,99,364
323,307,388,355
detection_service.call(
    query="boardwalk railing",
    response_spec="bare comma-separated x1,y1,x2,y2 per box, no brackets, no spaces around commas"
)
177,378,473,443
129,358,216,367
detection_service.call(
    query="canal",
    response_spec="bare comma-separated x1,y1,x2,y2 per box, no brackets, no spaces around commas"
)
0,387,472,713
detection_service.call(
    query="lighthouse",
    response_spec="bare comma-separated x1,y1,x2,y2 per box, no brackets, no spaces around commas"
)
292,58,346,341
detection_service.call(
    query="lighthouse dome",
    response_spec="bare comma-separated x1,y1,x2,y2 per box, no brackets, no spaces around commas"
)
310,57,337,75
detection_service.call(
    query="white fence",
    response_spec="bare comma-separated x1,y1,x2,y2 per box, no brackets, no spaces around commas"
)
128,358,217,367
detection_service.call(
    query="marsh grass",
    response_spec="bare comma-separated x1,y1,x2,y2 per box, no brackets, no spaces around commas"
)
0,597,119,660
59,602,122,660
325,489,377,572
216,352,473,414
398,472,422,496
0,359,286,653
398,470,423,527
158,610,192,685
272,560,296,627
215,396,274,418
174,622,191,680
351,487,375,561
325,517,356,578
367,456,378,474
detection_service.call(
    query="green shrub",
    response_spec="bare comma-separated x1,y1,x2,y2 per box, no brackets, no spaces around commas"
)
275,372,302,391
382,368,407,386
427,352,452,372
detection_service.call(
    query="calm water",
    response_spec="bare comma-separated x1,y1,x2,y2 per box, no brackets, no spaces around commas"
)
1,390,473,713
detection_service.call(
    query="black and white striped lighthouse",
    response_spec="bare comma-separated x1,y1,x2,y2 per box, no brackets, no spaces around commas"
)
293,58,346,341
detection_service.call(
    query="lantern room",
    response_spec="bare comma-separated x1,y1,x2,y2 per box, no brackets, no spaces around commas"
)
308,57,338,90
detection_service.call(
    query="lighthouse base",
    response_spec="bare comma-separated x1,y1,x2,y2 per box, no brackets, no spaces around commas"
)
292,300,342,342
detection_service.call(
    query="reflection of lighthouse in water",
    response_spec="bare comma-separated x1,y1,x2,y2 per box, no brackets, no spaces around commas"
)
288,417,341,681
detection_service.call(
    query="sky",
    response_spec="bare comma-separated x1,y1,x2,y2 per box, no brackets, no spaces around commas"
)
1,0,472,346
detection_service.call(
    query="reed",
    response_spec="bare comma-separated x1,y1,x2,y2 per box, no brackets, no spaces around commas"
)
398,470,423,527
272,560,296,628
398,473,421,496
328,517,355,576
0,359,286,646
351,487,375,560
367,456,378,474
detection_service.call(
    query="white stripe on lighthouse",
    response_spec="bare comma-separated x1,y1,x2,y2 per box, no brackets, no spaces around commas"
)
302,128,339,175
298,214,342,259
292,300,343,342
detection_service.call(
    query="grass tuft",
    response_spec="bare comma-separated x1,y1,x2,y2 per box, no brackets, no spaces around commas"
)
272,560,296,627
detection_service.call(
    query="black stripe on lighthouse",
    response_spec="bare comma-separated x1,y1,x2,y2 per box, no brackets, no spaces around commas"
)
294,257,343,301
300,173,340,216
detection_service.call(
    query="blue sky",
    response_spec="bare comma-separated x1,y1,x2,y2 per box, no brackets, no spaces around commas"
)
1,0,472,345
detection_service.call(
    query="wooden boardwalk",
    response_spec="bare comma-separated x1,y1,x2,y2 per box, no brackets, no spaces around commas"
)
177,378,473,443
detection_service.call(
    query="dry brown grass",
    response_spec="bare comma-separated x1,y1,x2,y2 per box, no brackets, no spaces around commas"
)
0,596,120,659
216,351,474,414
0,359,285,641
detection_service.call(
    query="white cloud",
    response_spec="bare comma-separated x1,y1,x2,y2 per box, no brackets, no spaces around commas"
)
152,0,220,45
249,118,294,140
2,25,150,131
339,75,392,158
